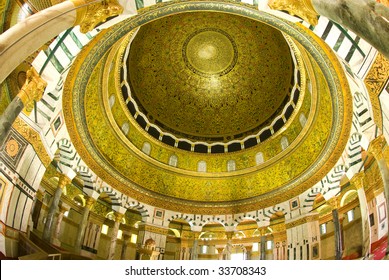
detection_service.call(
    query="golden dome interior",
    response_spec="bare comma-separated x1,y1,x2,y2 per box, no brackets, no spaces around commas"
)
126,12,294,143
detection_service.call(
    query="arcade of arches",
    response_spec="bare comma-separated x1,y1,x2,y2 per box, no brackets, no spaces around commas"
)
0,0,389,260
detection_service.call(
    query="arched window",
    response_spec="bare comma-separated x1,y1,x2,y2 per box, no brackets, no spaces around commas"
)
227,160,236,172
121,122,130,135
109,94,116,108
255,152,264,165
299,113,307,128
281,136,289,150
142,142,151,155
169,155,178,167
197,161,207,172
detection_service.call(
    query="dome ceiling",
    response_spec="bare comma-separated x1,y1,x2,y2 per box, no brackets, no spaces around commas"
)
63,1,352,214
126,12,294,142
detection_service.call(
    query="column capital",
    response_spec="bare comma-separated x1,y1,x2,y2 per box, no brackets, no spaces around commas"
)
58,173,72,190
85,196,96,210
114,212,124,223
369,136,386,160
17,67,47,112
259,227,268,236
268,0,319,26
225,231,234,239
351,172,365,190
71,0,123,33
192,231,202,239
216,247,224,254
327,196,340,210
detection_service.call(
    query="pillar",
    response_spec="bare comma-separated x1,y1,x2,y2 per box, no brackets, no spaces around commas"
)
28,188,44,237
351,172,372,258
74,195,96,254
369,136,389,255
42,173,71,242
260,228,267,260
216,247,224,260
107,211,124,260
268,0,389,59
273,231,287,260
245,245,253,260
191,232,201,260
52,203,70,247
120,232,131,260
0,67,47,148
328,196,343,260
225,232,234,260
0,0,124,83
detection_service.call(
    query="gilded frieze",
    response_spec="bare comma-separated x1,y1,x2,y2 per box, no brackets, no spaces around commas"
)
364,53,389,130
285,214,319,229
63,1,352,214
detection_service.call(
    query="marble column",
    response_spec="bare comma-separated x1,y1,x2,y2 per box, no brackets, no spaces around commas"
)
52,203,70,247
120,232,131,260
268,0,389,59
107,211,124,260
351,172,372,258
74,196,96,254
191,232,200,260
216,247,224,260
0,0,124,83
42,174,71,242
369,136,389,253
260,228,267,260
27,188,44,237
225,232,234,260
245,245,253,260
328,196,343,260
0,67,46,148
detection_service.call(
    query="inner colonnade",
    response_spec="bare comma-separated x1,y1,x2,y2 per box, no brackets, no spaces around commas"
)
0,0,389,260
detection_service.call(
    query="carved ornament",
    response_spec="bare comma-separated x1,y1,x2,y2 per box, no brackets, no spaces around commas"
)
350,172,365,190
58,173,72,189
72,0,123,33
17,68,47,112
368,135,386,160
268,0,319,26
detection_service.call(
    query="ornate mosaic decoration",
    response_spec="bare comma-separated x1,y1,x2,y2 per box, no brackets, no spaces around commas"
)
63,1,352,214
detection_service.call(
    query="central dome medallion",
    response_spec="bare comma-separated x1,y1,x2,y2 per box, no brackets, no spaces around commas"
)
183,28,238,77
126,12,295,144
